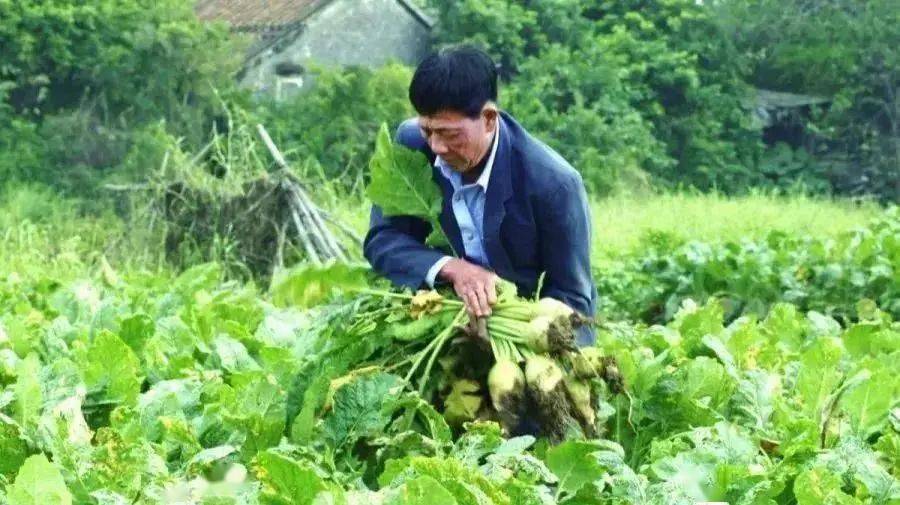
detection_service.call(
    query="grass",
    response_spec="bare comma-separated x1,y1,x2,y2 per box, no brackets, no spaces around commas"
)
0,185,166,282
334,189,881,261
590,191,881,260
0,184,884,282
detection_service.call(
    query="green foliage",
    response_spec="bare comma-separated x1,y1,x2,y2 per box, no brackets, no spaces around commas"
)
78,331,142,409
713,0,900,200
3,0,897,200
270,262,372,309
257,64,414,186
424,0,897,197
503,42,666,194
0,0,240,121
6,454,72,505
323,372,404,448
0,234,898,502
255,450,328,504
597,207,900,323
544,440,612,499
0,0,243,191
428,0,762,195
367,123,450,248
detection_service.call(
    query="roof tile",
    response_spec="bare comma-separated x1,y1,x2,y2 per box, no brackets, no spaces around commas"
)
195,0,326,29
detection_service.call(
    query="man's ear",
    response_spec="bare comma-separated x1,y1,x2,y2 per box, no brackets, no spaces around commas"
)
482,106,498,133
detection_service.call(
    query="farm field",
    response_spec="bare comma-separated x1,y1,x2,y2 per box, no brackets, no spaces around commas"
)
0,190,897,504
3,0,899,502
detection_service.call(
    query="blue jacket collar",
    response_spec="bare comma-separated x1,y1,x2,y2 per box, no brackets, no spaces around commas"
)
482,112,514,268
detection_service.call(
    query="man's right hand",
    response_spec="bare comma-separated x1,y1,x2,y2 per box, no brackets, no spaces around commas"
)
438,258,498,318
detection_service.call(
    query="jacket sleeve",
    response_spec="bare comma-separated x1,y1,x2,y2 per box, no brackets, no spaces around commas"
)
363,119,447,290
363,206,447,290
535,174,597,344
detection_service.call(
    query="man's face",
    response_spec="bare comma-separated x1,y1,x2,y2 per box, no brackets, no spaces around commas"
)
418,107,497,174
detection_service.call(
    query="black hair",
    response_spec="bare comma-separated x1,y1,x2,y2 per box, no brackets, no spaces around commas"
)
409,45,498,118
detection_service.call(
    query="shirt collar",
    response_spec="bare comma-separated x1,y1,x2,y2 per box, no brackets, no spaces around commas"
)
435,119,501,191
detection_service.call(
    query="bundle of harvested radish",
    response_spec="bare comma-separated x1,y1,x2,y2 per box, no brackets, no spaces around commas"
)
482,296,623,441
354,283,625,442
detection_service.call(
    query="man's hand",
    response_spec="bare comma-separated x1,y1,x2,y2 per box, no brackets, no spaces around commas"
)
438,258,498,317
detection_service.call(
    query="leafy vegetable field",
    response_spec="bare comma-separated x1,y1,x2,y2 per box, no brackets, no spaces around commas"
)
1,237,898,503
597,208,900,324
1,130,899,504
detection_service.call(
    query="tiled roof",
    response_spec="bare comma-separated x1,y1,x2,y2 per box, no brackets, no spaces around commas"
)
196,0,433,31
195,0,327,30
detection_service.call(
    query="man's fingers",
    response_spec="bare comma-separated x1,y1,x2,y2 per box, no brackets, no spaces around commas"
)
486,277,498,305
463,289,480,317
454,285,474,315
473,285,491,317
453,269,501,317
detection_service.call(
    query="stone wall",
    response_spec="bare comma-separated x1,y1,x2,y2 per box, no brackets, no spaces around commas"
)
240,0,430,98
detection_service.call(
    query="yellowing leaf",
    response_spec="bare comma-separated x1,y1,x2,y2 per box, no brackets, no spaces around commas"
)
410,290,445,319
443,379,482,427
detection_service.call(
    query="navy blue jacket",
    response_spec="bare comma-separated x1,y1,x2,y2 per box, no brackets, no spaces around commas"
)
364,111,597,335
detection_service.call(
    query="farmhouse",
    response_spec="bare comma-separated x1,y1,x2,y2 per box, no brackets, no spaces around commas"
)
196,0,433,99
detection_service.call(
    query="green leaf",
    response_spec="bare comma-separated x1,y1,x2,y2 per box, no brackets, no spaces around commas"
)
794,467,862,505
873,432,900,477
818,436,900,504
732,370,780,433
853,459,900,504
255,451,327,505
270,262,372,309
366,123,449,250
807,312,842,338
118,313,154,354
390,394,453,445
650,451,715,502
211,335,260,373
544,440,607,499
323,372,404,449
452,421,505,467
760,303,807,353
384,311,455,342
13,353,42,429
0,415,30,478
670,299,724,355
81,425,164,500
7,454,73,505
840,362,896,438
172,262,222,298
668,356,735,426
390,475,459,505
380,456,510,505
82,330,142,408
484,450,556,487
224,371,286,459
425,229,451,250
796,337,844,421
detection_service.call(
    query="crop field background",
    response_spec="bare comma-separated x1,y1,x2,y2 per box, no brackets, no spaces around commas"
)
1,0,898,504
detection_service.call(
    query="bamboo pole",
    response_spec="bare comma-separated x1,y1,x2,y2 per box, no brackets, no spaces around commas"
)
257,123,350,262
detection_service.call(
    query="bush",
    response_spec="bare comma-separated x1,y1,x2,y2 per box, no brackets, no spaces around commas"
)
712,0,900,200
257,64,414,186
0,0,244,191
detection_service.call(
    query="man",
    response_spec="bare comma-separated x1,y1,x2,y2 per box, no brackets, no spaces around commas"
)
364,46,596,345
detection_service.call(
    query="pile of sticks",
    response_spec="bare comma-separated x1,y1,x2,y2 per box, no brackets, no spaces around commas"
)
107,123,361,278
257,124,355,264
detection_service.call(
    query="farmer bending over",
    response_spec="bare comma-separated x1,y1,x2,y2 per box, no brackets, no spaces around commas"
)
364,45,596,345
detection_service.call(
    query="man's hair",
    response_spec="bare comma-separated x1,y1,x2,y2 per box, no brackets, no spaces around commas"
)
409,45,498,118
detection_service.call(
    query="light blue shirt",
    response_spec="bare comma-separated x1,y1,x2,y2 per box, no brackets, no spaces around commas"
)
425,123,501,287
